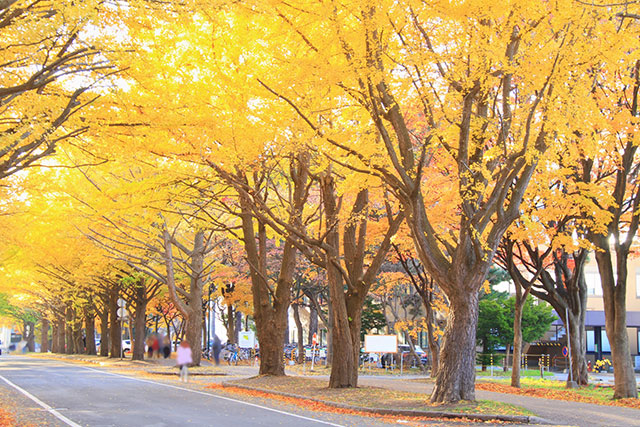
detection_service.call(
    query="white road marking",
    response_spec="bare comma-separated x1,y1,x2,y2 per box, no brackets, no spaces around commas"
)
0,375,82,427
79,366,346,427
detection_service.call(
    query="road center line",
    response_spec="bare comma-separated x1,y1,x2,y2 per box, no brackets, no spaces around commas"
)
0,375,82,427
81,366,345,427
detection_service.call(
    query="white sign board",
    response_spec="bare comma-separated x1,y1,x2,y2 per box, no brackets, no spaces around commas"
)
364,335,397,353
238,331,255,348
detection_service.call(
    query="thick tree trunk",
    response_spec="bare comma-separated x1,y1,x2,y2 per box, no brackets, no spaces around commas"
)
425,300,440,378
109,288,121,358
85,313,97,355
65,305,74,354
226,305,235,345
431,293,479,403
54,316,66,354
185,303,203,366
40,318,49,353
99,306,109,357
292,303,305,364
24,321,35,352
596,244,637,398
511,296,524,387
566,309,588,386
72,311,83,354
132,299,147,361
235,311,242,343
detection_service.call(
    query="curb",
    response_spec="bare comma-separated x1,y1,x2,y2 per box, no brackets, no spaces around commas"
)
221,382,554,424
148,371,227,376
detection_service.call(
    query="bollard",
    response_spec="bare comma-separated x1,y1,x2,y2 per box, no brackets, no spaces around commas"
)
490,354,494,377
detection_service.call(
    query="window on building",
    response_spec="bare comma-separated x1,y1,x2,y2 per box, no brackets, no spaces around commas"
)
601,329,611,352
585,271,603,296
586,329,595,352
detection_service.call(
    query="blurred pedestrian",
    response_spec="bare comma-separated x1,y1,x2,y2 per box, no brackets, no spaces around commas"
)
177,340,193,383
151,335,160,358
212,335,222,366
162,335,171,358
146,335,155,359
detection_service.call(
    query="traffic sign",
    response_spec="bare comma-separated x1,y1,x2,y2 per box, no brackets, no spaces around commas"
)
117,298,126,307
117,307,128,319
312,332,318,346
562,346,568,357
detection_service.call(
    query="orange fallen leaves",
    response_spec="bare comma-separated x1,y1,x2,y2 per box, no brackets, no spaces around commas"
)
476,382,640,409
205,383,493,424
0,408,17,426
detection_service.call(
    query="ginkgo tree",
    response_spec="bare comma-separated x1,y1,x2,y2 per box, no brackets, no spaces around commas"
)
210,0,611,402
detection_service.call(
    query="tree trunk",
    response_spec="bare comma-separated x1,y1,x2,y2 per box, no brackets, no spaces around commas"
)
235,311,242,343
284,312,290,345
51,319,60,353
566,308,588,386
308,304,318,346
431,293,479,403
185,303,203,366
226,305,235,344
85,312,97,355
24,321,35,352
292,303,305,364
109,288,121,358
99,307,109,357
425,298,440,378
596,245,637,398
65,305,74,354
504,344,510,373
132,299,147,361
40,318,49,353
72,310,83,354
511,295,524,387
54,315,66,354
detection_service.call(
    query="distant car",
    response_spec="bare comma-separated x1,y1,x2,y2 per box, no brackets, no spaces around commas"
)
122,340,131,353
398,344,427,367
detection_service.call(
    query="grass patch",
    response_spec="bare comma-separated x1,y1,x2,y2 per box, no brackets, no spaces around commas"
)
476,369,554,378
286,363,428,377
224,375,532,417
477,377,640,409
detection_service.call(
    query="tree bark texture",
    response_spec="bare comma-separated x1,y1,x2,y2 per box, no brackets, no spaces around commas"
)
308,304,318,346
226,305,235,344
292,303,305,364
24,321,35,352
65,305,73,354
84,311,97,355
132,296,147,361
595,244,638,398
99,303,110,357
430,293,479,402
40,318,49,353
108,287,121,358
511,294,524,388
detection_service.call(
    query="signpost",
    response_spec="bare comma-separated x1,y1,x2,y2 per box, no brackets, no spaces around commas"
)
311,333,318,370
364,335,397,372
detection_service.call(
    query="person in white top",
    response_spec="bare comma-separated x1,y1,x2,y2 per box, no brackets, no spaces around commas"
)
176,340,193,383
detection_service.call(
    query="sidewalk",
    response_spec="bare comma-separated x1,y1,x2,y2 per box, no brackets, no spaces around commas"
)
198,364,640,426
354,375,640,427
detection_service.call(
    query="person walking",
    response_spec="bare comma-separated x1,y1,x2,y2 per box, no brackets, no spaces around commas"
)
176,340,193,383
212,335,222,366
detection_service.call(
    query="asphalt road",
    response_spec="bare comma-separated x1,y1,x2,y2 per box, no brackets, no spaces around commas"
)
0,356,469,427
